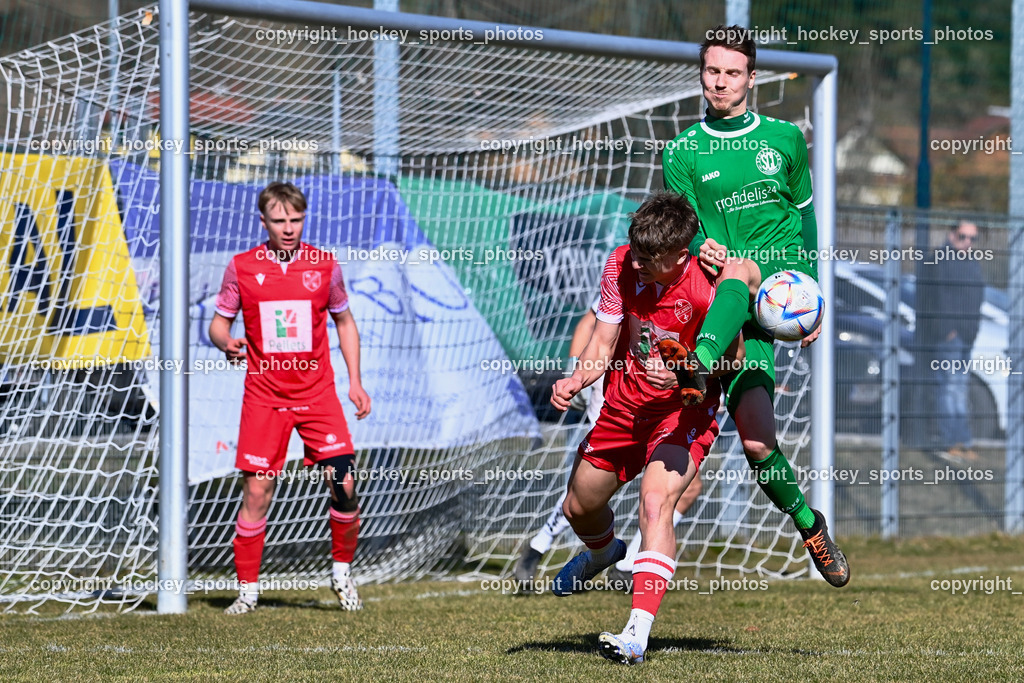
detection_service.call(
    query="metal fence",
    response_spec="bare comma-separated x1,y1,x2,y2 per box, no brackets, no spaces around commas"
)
832,205,1015,537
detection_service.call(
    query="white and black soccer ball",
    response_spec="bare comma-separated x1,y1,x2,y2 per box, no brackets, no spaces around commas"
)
754,270,824,342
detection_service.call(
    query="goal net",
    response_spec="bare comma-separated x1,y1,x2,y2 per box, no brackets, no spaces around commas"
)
0,5,821,612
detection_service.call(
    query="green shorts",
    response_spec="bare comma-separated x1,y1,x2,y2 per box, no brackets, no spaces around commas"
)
722,246,815,414
721,318,776,415
755,246,816,284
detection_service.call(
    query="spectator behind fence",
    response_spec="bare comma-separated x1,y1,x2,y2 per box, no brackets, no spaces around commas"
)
917,221,985,464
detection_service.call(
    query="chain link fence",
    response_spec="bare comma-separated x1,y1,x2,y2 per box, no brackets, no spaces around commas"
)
833,206,1015,536
0,1,1017,539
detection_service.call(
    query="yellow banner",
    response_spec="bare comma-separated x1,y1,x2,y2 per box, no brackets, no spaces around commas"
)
0,153,150,363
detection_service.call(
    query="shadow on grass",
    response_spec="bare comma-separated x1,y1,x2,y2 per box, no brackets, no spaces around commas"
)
506,633,733,656
194,595,331,611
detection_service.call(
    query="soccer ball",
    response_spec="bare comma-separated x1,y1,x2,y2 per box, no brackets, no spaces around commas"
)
754,270,824,341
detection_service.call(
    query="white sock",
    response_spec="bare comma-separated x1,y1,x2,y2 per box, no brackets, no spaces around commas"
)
616,530,643,571
529,529,554,554
622,608,655,648
333,561,351,581
590,538,621,566
530,494,570,554
240,585,259,603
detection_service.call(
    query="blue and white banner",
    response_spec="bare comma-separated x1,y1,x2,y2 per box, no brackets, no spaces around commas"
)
112,162,540,484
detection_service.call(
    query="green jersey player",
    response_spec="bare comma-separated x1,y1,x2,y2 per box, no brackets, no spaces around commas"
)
661,24,849,587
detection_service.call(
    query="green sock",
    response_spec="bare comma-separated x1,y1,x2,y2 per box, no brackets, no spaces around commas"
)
748,446,815,529
694,278,750,370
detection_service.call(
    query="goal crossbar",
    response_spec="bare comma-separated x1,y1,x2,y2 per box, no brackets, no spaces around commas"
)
191,0,838,74
149,0,838,612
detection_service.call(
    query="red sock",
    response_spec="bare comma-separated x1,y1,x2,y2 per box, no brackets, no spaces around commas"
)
330,507,360,563
233,516,267,590
631,551,676,617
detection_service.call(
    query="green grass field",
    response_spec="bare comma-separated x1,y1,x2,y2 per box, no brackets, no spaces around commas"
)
3,535,1024,681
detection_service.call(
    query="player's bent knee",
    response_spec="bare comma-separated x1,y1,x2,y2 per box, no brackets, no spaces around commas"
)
320,454,359,513
240,481,274,518
742,441,773,463
562,491,594,522
242,471,275,498
721,260,759,287
562,493,579,522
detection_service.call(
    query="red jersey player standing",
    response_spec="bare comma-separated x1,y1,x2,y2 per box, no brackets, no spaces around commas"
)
209,182,371,614
549,191,740,664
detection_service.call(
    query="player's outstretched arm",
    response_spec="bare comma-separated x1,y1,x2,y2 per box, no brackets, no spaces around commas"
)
566,308,599,411
568,308,598,358
332,308,371,419
551,319,619,412
209,312,246,362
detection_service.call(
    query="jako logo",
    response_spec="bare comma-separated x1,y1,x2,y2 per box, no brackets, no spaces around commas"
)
701,170,720,182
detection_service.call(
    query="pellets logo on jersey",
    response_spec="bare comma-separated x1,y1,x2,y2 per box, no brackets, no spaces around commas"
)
629,316,676,364
259,300,313,353
276,309,299,339
755,147,784,175
302,270,321,292
674,300,693,324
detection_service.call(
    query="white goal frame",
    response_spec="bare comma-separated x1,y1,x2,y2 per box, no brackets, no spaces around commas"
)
157,0,838,613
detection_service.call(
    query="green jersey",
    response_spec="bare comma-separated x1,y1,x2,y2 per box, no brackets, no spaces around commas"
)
662,111,814,274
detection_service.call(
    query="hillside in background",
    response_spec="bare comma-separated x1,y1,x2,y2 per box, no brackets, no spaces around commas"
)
0,0,1011,211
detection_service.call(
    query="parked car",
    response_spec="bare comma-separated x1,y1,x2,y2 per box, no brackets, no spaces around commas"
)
513,261,1008,442
834,261,1007,440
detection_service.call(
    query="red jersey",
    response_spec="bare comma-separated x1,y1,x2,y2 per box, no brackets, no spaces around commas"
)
596,245,718,414
215,243,349,407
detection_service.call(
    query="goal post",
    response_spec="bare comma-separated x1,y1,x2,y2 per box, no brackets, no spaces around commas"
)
157,0,190,616
810,67,838,529
173,0,838,606
0,1,837,613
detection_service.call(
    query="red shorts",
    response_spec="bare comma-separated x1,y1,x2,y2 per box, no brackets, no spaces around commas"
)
578,402,718,483
235,391,353,475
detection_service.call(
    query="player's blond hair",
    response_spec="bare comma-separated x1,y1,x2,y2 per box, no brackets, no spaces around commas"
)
258,181,308,215
628,191,700,259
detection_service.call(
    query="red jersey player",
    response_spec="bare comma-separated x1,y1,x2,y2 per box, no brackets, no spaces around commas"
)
209,182,371,614
549,191,741,664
